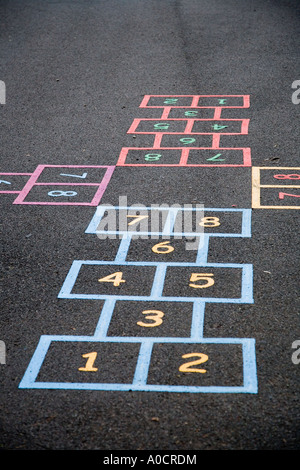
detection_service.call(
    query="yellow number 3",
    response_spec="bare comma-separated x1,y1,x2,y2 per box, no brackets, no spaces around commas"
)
137,310,164,327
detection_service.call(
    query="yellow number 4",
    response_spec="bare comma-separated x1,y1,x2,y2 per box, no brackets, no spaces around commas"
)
98,271,125,286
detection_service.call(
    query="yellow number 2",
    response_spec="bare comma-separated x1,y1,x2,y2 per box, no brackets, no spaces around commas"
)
179,353,208,374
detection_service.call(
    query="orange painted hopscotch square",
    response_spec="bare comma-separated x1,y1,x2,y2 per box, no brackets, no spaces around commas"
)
252,167,300,209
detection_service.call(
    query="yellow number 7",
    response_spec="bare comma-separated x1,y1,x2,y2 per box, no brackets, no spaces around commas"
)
126,215,148,226
189,273,214,288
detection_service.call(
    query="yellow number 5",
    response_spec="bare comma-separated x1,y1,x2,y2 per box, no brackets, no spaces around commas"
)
189,273,214,288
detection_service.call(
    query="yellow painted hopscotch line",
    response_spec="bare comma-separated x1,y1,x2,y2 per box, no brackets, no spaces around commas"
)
252,167,300,209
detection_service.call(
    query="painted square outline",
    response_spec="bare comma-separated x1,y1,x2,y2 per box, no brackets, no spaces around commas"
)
127,118,250,136
57,259,253,304
116,147,252,167
12,165,115,206
252,167,300,209
85,206,252,239
0,172,32,194
140,95,250,109
18,335,257,393
93,298,206,341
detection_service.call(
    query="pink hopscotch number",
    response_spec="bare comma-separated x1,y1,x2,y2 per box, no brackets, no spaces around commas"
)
278,192,300,200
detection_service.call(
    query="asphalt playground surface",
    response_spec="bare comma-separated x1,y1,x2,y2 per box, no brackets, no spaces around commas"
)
0,0,299,454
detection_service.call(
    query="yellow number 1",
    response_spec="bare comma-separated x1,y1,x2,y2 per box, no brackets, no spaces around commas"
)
78,352,98,372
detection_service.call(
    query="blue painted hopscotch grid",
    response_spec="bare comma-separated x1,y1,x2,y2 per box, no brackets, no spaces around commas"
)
19,206,258,393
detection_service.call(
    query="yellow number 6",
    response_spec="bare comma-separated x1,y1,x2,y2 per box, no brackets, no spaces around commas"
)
152,241,174,254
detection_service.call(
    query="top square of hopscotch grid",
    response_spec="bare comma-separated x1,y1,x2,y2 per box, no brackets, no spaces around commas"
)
86,206,252,238
140,95,250,109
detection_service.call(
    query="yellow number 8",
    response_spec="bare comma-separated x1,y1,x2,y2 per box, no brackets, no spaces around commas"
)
199,217,220,227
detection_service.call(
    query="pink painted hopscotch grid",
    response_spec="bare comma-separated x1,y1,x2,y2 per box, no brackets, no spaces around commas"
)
0,173,32,194
12,165,115,206
139,95,250,109
117,147,251,167
159,104,247,121
127,118,250,135
118,94,251,168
